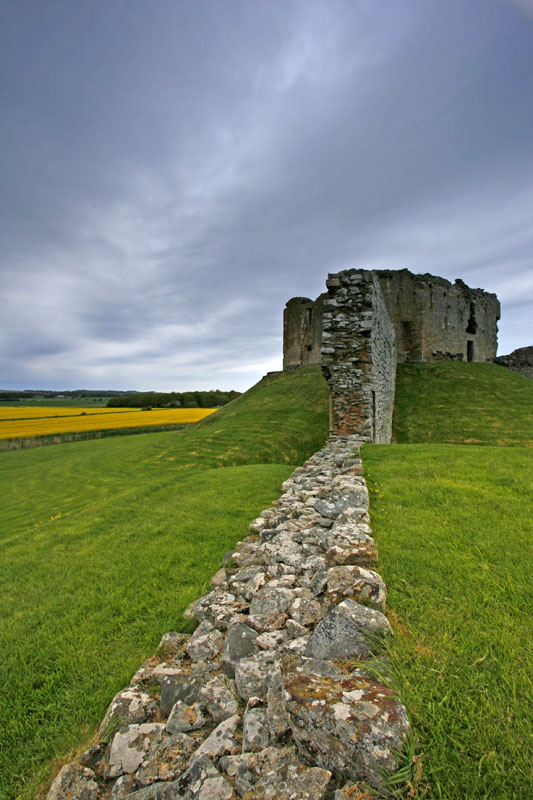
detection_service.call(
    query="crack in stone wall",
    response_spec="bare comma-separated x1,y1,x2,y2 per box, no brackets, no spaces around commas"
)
47,436,410,800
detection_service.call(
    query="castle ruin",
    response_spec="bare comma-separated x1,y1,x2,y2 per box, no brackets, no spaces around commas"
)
283,268,501,442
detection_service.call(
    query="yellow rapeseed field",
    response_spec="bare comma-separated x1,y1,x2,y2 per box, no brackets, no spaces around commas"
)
0,406,132,420
0,408,216,440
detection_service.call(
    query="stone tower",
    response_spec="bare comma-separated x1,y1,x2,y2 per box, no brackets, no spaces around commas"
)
283,268,501,442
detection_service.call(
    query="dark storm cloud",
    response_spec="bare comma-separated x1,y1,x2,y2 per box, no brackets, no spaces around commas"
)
1,0,532,390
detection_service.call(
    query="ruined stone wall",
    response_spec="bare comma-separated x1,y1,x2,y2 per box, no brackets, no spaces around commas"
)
495,346,533,379
375,270,500,363
47,436,410,800
282,294,326,370
283,269,500,369
321,270,396,442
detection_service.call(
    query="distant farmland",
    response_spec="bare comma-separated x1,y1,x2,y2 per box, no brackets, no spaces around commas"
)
0,407,215,440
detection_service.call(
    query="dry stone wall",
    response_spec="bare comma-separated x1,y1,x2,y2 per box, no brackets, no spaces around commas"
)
47,436,409,800
283,268,501,369
321,271,396,442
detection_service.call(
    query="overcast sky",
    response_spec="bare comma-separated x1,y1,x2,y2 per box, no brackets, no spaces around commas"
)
1,0,532,391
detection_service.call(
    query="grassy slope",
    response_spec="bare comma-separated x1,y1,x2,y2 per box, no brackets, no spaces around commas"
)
365,363,533,799
0,368,329,800
393,362,533,446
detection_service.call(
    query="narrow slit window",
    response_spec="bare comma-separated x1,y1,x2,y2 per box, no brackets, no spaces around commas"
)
466,303,477,334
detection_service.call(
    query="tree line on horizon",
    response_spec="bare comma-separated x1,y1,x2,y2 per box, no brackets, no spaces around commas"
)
106,390,241,409
0,390,133,400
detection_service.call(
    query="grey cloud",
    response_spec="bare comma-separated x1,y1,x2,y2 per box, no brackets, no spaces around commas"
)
1,0,532,390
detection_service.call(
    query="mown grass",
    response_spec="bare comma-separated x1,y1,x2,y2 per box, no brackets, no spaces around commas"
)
364,436,533,794
393,362,533,446
4,360,532,800
0,368,329,800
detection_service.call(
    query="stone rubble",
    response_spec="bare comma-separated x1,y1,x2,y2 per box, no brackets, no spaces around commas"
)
46,435,410,800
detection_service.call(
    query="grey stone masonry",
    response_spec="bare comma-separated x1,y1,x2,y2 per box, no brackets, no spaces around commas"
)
283,267,500,369
321,270,396,442
46,436,410,800
283,293,327,370
495,345,533,379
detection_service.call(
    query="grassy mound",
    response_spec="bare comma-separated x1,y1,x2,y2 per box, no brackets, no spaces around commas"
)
366,361,533,798
363,444,533,799
0,368,329,800
393,362,533,446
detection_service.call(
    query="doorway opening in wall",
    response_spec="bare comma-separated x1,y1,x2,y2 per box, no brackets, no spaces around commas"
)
371,390,376,442
467,340,474,362
306,345,312,352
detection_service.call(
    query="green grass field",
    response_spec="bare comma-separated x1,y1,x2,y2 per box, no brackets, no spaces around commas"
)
0,369,329,800
393,362,533,446
1,363,532,799
363,444,533,799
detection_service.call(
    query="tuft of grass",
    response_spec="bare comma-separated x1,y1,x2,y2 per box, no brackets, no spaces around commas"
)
363,443,533,799
0,368,330,800
393,362,533,446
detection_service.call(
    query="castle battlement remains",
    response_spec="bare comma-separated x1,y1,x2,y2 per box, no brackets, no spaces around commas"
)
283,268,501,442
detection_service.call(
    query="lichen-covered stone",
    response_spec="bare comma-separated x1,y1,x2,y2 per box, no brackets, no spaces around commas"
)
261,535,303,567
314,489,368,520
176,755,236,799
283,670,409,791
221,746,297,796
211,568,228,587
46,764,98,800
222,744,331,799
198,675,239,722
242,702,270,752
289,596,323,626
234,652,282,701
196,590,249,629
107,723,166,778
120,782,175,800
243,766,331,799
195,714,241,757
266,685,291,739
222,622,258,677
156,632,190,661
326,566,386,610
325,541,379,568
305,599,391,661
249,586,295,619
135,733,197,785
79,743,105,770
255,628,288,650
160,670,211,717
186,621,225,661
110,774,140,799
166,701,207,733
99,688,158,739
283,635,309,656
